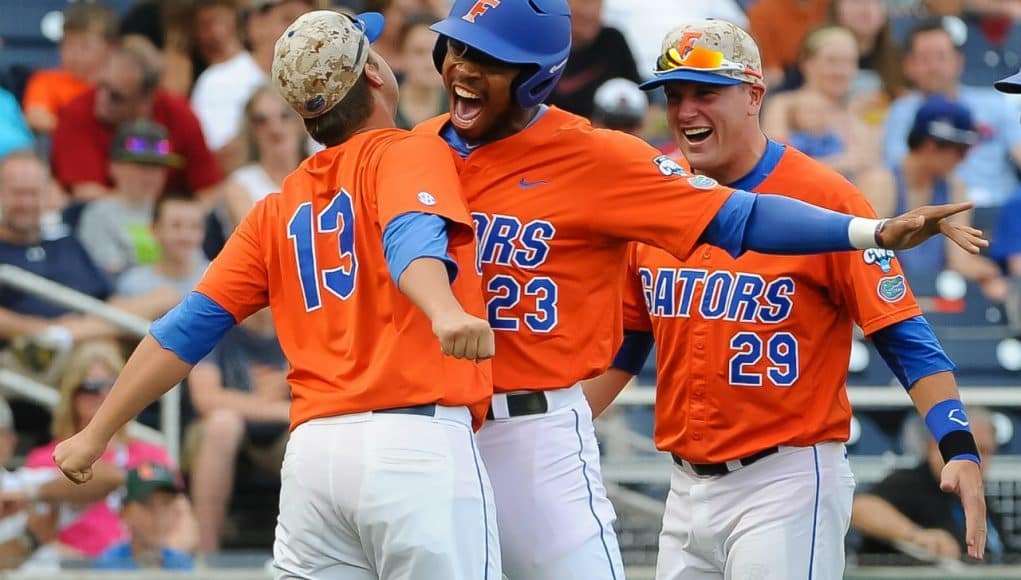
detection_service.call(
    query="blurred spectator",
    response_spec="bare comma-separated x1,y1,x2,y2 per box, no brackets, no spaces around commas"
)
547,0,641,119
364,0,449,73
21,2,118,135
991,190,1021,277
591,78,648,136
827,0,906,117
0,153,133,384
394,13,446,130
186,310,288,554
852,407,1017,564
191,0,268,172
884,19,1021,207
50,38,223,203
78,121,182,278
0,89,34,160
245,0,327,77
762,26,879,181
0,396,127,571
119,0,205,96
861,95,1009,301
116,194,209,303
786,88,846,159
747,0,830,88
93,463,194,571
223,87,307,227
24,341,198,558
603,0,748,82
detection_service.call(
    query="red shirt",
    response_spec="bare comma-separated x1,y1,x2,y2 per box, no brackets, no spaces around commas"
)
51,88,223,194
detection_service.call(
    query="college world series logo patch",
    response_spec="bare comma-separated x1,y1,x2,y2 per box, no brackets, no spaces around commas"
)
877,275,907,303
653,155,687,177
862,248,896,273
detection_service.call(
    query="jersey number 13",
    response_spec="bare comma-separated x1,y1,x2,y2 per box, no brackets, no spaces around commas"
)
287,190,358,311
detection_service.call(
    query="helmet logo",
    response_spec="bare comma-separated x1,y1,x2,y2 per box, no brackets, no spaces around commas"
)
462,0,500,23
676,31,703,61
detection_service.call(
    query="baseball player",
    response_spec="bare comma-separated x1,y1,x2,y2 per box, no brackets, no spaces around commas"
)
52,11,501,580
583,20,988,579
415,2,988,579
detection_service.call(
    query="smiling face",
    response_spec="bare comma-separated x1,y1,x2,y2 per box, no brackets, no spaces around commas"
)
440,38,533,142
663,80,764,179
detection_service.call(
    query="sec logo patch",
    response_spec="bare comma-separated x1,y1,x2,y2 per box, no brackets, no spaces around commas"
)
877,275,907,303
417,192,437,206
687,175,718,190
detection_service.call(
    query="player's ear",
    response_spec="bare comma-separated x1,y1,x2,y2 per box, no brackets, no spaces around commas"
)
362,54,385,89
747,84,766,117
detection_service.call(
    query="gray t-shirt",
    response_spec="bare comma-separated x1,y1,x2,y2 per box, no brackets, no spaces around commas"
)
76,198,158,275
115,261,209,299
202,325,286,393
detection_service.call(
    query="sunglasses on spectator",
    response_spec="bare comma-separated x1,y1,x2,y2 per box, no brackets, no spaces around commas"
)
447,38,515,69
122,136,173,156
77,378,115,394
97,81,138,105
655,45,761,80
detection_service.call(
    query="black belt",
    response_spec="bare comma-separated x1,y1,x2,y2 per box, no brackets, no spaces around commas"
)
486,391,549,420
672,446,779,476
375,404,437,417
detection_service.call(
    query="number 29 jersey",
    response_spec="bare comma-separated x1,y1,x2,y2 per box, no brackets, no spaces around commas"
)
624,144,923,464
195,130,492,430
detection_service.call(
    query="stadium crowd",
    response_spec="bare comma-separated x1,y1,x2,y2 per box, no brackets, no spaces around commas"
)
0,0,1020,572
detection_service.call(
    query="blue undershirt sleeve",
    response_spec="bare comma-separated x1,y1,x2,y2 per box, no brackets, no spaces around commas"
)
382,212,459,285
700,190,855,258
610,331,655,375
871,315,957,390
149,292,237,365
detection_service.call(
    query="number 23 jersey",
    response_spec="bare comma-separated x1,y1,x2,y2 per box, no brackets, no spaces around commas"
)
624,144,923,464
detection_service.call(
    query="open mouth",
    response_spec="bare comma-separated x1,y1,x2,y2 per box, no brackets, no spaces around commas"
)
451,85,484,129
683,127,714,145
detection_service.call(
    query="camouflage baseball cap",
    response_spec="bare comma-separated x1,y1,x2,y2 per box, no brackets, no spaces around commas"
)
639,19,764,91
272,10,384,119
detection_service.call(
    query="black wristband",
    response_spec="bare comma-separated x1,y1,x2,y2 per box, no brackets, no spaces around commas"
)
938,429,980,463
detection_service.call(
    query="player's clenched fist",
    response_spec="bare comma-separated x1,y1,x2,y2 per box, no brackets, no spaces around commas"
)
53,430,107,485
433,310,495,361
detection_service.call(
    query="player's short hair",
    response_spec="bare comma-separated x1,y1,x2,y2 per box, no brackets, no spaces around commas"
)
63,1,119,43
905,18,959,54
152,192,202,225
303,74,373,148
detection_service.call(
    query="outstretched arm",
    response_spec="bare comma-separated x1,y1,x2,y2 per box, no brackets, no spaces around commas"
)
701,190,986,258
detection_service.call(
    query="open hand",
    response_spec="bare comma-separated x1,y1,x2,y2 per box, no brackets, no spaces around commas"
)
878,202,987,253
940,459,987,560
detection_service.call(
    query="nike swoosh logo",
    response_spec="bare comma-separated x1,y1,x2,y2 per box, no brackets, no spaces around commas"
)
519,178,549,188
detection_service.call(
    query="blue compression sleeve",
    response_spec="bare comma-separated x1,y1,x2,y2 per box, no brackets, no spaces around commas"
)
700,190,855,258
871,316,957,390
611,331,655,375
382,212,459,285
149,292,237,364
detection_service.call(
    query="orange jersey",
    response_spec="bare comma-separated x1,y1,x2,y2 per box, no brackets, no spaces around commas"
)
623,144,922,463
22,69,90,117
195,129,492,430
417,107,732,393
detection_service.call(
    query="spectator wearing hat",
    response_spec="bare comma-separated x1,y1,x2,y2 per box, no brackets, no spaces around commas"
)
93,463,194,571
77,120,184,279
860,95,1009,301
883,20,1021,207
50,38,223,202
591,78,648,136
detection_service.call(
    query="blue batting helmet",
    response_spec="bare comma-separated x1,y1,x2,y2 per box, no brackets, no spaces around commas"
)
431,0,571,108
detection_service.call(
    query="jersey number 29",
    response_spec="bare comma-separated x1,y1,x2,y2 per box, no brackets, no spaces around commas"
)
287,190,358,311
728,332,799,387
